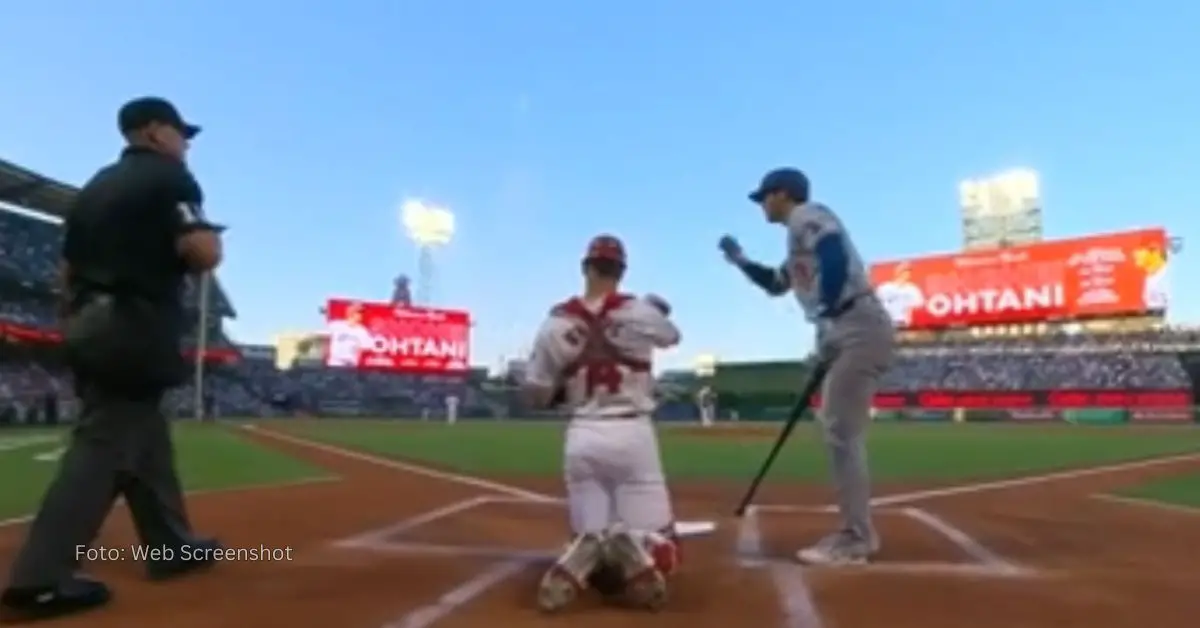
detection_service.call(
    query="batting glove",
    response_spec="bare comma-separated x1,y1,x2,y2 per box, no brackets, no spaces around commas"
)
718,235,746,265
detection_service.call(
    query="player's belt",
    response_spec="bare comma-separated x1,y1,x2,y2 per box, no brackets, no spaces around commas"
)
572,412,645,421
829,292,877,319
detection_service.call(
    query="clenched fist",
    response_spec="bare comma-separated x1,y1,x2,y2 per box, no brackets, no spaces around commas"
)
718,235,745,265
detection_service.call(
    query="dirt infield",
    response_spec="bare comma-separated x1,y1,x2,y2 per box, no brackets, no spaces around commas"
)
1,428,1198,627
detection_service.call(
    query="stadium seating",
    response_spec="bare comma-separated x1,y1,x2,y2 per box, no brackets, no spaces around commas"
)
0,202,1195,423
881,332,1194,391
0,204,492,421
0,210,237,318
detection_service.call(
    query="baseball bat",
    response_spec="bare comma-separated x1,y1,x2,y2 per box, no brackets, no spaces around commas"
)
733,360,830,517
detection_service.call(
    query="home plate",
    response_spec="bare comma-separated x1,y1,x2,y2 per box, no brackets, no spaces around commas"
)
676,520,717,537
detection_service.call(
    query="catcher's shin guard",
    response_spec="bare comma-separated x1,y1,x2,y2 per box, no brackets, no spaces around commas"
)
537,533,604,613
604,526,676,611
649,526,681,576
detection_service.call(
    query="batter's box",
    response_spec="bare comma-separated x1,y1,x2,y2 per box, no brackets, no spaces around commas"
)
334,496,564,561
750,505,1029,577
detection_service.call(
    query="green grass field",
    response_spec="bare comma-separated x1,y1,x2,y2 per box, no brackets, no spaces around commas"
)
3,421,1198,522
280,421,1200,483
0,424,331,520
1115,473,1200,509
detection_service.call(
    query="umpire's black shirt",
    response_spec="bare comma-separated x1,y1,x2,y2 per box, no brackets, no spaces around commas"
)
64,146,210,311
62,147,222,392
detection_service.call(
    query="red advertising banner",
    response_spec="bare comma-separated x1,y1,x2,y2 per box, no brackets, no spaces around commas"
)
0,322,239,362
815,389,1192,409
869,228,1169,329
323,299,471,375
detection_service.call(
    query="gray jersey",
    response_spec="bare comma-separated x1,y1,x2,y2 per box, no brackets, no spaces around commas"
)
784,202,873,320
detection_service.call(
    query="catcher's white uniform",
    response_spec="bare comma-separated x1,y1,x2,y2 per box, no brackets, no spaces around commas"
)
525,292,679,532
524,290,681,612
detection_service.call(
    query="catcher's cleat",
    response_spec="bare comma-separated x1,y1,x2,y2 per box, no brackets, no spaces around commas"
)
604,528,670,611
537,533,604,613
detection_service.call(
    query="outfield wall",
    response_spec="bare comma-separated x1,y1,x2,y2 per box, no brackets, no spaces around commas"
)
870,407,1195,425
713,387,1198,425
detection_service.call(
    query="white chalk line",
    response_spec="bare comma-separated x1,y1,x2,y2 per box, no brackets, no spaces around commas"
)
756,504,908,515
348,541,556,563
753,503,1028,574
1090,493,1200,518
0,475,341,529
341,502,1028,580
336,495,574,551
738,507,1036,582
0,436,61,453
483,494,565,505
32,446,67,462
252,427,1184,626
243,425,555,503
335,497,495,548
770,563,826,628
868,451,1200,507
799,560,1041,579
734,506,826,628
347,539,1038,579
901,507,1027,575
300,432,820,628
736,506,767,568
381,559,528,628
238,429,558,628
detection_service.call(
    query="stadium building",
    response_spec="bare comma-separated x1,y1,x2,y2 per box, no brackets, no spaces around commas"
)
2,155,1198,426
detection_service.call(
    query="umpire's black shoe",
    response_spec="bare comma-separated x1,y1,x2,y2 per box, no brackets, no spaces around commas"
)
146,537,223,581
0,575,112,623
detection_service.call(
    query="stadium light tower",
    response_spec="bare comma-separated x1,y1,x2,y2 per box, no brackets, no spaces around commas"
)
693,353,717,377
400,198,456,305
959,168,1042,251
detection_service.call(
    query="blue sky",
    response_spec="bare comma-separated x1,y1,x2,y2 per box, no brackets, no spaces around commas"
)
2,1,1197,371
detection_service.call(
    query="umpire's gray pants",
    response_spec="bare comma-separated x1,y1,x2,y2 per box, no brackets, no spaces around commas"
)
6,383,193,588
818,300,895,542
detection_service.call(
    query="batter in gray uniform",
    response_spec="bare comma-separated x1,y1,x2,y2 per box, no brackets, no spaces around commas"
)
720,167,895,564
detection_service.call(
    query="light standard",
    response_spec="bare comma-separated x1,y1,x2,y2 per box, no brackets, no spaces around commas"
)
400,198,456,305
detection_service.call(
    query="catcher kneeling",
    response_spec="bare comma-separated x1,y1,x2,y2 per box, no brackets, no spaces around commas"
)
521,234,682,613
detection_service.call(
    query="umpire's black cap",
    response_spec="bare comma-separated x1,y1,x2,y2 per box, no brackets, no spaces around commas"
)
748,167,810,203
118,97,201,139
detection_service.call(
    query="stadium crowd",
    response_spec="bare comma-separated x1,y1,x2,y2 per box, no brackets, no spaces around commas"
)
1,205,1197,422
883,332,1196,391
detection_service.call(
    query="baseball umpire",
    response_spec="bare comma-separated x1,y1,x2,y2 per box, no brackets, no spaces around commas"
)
1,97,224,623
720,167,895,565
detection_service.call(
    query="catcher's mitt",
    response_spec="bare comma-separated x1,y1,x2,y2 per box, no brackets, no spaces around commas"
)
643,294,671,316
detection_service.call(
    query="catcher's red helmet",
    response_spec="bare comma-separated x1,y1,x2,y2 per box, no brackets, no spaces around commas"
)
584,234,626,265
